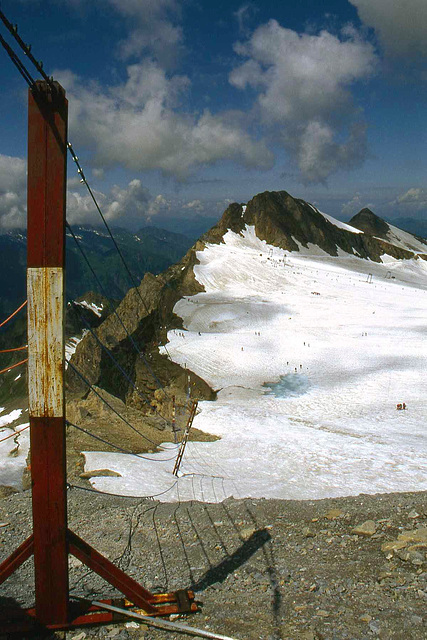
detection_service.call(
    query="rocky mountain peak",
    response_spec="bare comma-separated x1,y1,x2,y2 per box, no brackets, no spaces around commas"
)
243,190,340,254
203,190,416,262
349,208,390,238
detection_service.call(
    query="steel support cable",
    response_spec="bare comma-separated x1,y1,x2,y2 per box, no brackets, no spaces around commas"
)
181,471,230,503
173,482,202,584
0,300,27,329
0,424,30,443
66,420,177,461
67,480,179,501
172,499,195,583
67,143,173,362
0,32,35,87
202,499,228,553
182,442,227,481
151,503,169,588
219,499,243,539
70,502,158,591
185,503,212,567
65,221,171,401
180,447,207,475
187,439,236,484
177,440,237,488
181,471,226,482
182,449,241,500
72,598,238,640
199,474,205,502
70,301,173,430
115,503,157,572
67,361,174,450
0,345,27,353
113,502,157,574
0,9,173,397
0,358,28,375
180,451,225,494
0,9,55,89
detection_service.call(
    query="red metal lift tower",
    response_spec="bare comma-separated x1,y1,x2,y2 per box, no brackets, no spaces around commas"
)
0,80,196,633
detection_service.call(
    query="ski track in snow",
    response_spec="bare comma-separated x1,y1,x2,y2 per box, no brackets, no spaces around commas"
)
74,226,427,501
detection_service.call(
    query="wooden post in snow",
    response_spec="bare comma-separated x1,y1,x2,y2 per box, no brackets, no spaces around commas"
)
27,80,69,626
173,400,198,476
172,394,177,443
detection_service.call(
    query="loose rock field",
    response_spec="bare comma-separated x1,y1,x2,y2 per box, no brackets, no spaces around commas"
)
0,490,426,639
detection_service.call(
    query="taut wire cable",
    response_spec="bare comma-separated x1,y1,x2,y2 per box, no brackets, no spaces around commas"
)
66,420,177,460
66,221,171,400
67,361,176,449
0,358,28,376
0,300,27,329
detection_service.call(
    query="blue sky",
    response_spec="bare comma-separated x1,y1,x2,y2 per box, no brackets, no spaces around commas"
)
0,0,426,231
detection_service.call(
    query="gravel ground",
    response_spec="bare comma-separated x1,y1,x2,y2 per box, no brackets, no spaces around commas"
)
0,489,426,640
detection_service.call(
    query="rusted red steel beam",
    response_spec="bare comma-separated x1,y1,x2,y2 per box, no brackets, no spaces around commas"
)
0,607,117,633
27,82,67,268
27,81,69,627
0,534,33,584
68,530,158,614
2,78,198,634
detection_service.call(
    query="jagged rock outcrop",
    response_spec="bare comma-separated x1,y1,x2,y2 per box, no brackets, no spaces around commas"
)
66,241,215,422
241,192,421,261
349,208,390,238
202,191,420,263
350,207,427,258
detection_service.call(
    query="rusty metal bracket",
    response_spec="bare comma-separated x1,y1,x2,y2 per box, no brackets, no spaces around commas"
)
0,528,198,632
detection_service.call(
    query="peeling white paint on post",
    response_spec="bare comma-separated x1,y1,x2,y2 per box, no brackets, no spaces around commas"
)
27,267,64,417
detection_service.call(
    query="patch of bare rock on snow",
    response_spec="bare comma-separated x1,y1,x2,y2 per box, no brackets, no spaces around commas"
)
0,490,426,640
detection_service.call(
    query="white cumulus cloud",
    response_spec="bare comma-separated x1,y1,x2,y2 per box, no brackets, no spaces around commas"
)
56,61,273,180
182,199,204,211
341,193,363,217
395,188,427,211
147,194,172,217
105,179,151,220
108,0,184,68
349,0,427,58
0,151,175,228
67,179,165,225
0,155,27,230
229,20,377,183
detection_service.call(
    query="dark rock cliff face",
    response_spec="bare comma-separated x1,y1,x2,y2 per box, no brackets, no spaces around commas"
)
239,191,418,262
349,208,390,238
66,240,214,418
350,208,427,254
67,190,422,419
201,202,246,243
245,191,341,254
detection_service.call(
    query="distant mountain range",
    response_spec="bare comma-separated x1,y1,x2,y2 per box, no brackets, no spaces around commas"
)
0,224,193,317
148,215,218,240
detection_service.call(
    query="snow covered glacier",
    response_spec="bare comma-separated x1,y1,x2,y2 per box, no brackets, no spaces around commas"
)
85,218,427,502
